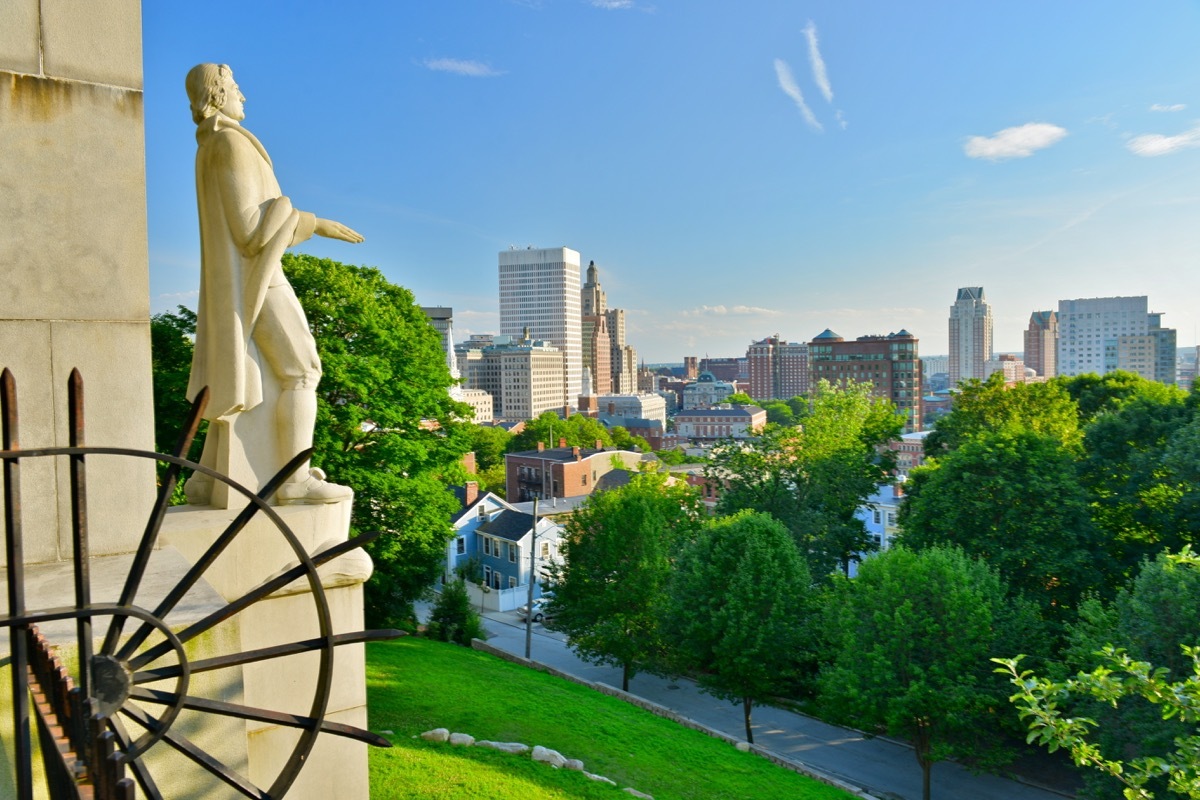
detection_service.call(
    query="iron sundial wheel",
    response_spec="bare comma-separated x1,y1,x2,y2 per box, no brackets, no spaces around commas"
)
1,369,401,799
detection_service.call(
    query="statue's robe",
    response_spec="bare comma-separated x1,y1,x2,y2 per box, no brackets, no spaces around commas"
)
186,114,316,419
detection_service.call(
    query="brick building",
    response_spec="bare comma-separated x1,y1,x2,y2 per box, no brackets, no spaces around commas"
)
808,329,923,433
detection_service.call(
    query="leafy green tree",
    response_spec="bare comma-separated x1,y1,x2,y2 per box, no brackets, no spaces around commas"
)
763,401,795,426
999,645,1200,800
550,471,701,690
283,253,472,627
1051,548,1200,799
1059,371,1186,425
425,579,485,646
467,424,512,471
724,392,754,405
708,380,903,577
508,411,614,452
150,307,205,464
924,372,1080,454
899,428,1101,624
665,512,814,742
609,426,651,452
820,546,1018,800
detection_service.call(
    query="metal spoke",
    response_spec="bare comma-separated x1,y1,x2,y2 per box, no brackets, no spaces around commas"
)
129,531,381,671
101,387,208,657
133,629,402,683
130,687,393,747
115,447,313,662
108,715,163,800
121,704,268,800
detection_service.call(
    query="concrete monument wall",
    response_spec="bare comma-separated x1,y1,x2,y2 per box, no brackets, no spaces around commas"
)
0,0,156,563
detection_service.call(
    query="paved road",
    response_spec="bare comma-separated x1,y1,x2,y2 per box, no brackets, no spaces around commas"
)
467,608,1071,800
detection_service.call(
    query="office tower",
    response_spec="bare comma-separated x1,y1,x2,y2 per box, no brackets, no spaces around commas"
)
499,246,582,405
1057,296,1176,384
1024,311,1058,378
948,287,993,387
809,329,923,432
747,335,810,401
582,313,613,395
581,260,606,316
477,330,566,420
683,356,699,379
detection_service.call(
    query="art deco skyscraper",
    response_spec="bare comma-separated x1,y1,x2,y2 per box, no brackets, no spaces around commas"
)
948,287,993,387
1024,310,1058,378
499,246,583,404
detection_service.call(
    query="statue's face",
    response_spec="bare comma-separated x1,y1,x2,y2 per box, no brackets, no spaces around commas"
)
219,72,246,121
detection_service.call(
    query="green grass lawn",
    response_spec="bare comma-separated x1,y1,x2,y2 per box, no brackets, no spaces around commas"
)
365,637,856,800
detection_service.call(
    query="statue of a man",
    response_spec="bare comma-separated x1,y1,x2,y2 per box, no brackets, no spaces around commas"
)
183,63,361,505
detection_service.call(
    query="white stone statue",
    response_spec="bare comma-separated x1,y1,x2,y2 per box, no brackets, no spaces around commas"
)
182,63,361,506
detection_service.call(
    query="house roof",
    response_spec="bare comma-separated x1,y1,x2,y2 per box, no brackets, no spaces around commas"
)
477,510,535,541
675,407,763,419
507,447,607,461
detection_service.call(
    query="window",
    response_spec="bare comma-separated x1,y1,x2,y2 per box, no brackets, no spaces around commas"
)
541,542,550,559
493,571,502,590
456,537,465,555
886,511,897,526
509,544,518,563
509,576,517,589
873,509,881,524
483,537,491,556
483,565,491,586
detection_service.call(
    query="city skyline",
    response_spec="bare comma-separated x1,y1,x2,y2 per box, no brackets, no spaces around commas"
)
144,2,1200,362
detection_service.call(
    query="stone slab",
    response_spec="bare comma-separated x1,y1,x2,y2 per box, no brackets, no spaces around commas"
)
0,0,40,75
40,0,142,89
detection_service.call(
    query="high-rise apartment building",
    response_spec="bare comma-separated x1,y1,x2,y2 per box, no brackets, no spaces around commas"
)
948,287,993,387
747,335,810,401
809,329,923,432
1024,310,1058,378
1057,296,1176,384
476,331,565,420
499,246,582,404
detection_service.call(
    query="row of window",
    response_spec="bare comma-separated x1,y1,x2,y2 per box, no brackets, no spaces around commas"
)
482,536,519,563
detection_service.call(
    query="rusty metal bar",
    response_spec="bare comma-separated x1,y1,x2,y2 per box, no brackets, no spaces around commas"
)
2,368,33,800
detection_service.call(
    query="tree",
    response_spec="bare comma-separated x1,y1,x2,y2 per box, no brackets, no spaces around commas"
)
820,546,1019,800
467,424,512,471
899,428,1101,625
665,511,814,742
724,392,754,405
708,380,902,577
609,426,650,452
924,372,1080,455
1059,371,1186,425
549,471,702,690
998,646,1200,800
425,579,485,646
508,412,614,452
150,307,205,475
283,253,472,627
1050,548,1200,799
762,401,795,426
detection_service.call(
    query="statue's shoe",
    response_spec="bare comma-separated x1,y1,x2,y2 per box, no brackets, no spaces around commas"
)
276,468,353,505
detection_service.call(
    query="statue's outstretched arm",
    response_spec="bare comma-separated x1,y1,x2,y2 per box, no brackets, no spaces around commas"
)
314,218,363,243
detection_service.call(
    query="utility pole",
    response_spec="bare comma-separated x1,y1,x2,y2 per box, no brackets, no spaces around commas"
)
524,497,538,660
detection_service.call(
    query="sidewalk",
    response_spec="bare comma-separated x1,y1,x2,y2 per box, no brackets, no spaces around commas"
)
468,607,1074,800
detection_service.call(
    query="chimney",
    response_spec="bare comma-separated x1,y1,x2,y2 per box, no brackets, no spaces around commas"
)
893,483,904,498
537,441,545,452
465,481,479,507
572,446,580,460
595,439,603,450
558,437,567,448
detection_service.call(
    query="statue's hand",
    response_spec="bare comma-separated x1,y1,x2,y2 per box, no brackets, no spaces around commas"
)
314,218,364,243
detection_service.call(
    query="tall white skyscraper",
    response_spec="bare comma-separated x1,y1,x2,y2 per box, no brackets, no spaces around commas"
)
499,246,583,404
1057,296,1176,383
948,287,993,387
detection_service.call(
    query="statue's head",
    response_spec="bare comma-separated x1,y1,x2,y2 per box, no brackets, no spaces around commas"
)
186,63,242,125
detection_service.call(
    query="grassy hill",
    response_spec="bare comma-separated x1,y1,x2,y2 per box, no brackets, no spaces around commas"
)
366,637,855,800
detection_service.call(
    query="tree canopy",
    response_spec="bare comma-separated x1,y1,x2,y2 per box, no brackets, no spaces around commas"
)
508,412,613,452
549,471,702,690
924,372,1081,454
283,253,472,626
666,511,814,742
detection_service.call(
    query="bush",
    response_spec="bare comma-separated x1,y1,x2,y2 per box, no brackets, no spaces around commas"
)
426,580,485,646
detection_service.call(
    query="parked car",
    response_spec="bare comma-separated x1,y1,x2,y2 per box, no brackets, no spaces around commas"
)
516,594,555,624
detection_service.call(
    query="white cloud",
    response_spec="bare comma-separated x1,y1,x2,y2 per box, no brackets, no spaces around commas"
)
803,21,833,103
836,109,847,130
590,0,633,7
1126,124,1200,157
1151,103,1186,112
422,58,503,77
963,123,1068,161
773,59,822,131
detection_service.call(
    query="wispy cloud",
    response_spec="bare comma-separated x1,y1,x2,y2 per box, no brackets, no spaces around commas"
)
963,123,1067,161
590,0,633,7
422,58,504,78
1151,103,1186,113
773,59,822,131
803,21,832,103
835,110,847,130
683,304,781,317
1127,123,1200,157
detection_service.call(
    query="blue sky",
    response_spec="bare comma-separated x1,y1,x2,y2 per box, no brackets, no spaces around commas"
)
144,1,1200,362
